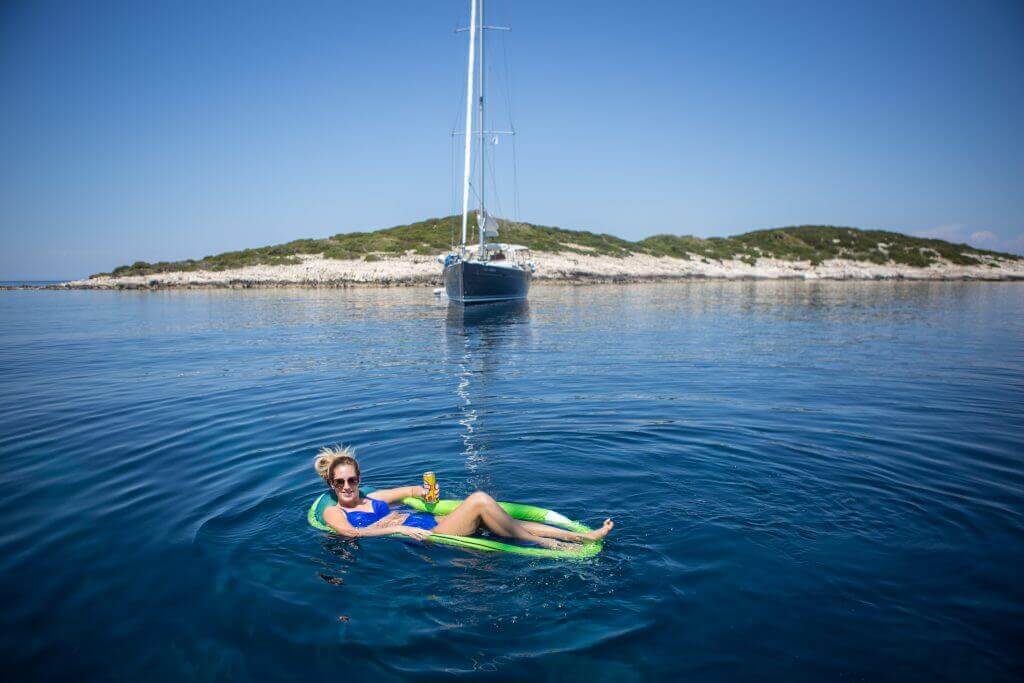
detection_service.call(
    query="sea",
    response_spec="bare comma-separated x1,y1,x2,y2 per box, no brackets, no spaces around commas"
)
0,282,1022,681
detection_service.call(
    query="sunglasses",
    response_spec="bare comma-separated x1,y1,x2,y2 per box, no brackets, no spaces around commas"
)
332,477,359,489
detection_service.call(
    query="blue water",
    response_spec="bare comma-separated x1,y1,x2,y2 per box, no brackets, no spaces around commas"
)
0,281,66,287
1,283,1022,681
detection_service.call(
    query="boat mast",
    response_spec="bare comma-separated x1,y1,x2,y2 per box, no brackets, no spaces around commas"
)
459,0,478,247
478,0,486,249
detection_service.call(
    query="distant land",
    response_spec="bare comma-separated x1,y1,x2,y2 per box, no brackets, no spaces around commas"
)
45,217,1024,289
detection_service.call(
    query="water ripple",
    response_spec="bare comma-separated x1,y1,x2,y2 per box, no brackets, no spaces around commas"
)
1,283,1022,680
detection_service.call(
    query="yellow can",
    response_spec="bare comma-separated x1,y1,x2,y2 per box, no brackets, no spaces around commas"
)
423,471,439,503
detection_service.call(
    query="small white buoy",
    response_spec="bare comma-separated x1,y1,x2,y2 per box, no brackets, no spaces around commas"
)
433,288,444,296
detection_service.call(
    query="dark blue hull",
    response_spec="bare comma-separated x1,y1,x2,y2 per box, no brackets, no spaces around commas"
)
443,260,531,305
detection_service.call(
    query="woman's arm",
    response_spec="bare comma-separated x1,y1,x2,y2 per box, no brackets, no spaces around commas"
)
366,484,430,504
322,507,430,540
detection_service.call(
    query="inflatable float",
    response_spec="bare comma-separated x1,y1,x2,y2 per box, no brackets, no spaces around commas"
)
308,491,603,559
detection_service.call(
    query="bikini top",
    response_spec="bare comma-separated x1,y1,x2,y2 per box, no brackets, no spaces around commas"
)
342,497,391,528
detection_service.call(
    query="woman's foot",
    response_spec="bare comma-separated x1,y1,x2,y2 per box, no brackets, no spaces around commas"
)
583,518,614,542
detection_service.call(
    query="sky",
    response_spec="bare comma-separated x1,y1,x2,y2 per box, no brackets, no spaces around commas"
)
1,0,1022,279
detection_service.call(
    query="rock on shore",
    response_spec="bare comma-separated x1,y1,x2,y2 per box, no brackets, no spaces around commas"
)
62,250,1024,289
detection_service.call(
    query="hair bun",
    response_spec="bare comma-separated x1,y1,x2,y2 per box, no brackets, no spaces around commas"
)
314,445,359,485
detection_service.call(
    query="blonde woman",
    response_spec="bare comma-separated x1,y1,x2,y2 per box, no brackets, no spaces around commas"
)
314,446,613,549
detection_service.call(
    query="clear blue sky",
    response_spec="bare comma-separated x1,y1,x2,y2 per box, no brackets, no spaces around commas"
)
2,0,1022,279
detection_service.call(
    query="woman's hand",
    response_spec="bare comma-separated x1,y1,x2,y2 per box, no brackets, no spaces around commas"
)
416,484,440,499
398,527,432,541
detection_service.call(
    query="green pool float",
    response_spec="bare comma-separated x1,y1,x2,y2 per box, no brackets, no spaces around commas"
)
308,492,603,559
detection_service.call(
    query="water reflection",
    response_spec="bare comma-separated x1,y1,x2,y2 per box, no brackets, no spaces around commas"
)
444,300,531,327
442,302,531,478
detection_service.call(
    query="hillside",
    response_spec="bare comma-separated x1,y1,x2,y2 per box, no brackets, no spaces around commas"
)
93,217,1020,279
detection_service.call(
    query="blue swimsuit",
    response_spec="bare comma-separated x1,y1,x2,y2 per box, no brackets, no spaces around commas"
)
342,497,438,531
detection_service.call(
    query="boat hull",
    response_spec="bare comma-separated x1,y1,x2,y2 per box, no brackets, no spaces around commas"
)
443,260,531,305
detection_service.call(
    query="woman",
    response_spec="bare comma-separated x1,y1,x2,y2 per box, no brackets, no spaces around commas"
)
314,446,613,549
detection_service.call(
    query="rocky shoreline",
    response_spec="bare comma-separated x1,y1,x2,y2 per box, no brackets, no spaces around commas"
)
7,250,1024,290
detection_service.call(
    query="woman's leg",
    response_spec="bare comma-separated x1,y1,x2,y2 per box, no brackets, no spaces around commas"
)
519,518,614,542
517,521,583,542
433,492,562,548
428,497,482,536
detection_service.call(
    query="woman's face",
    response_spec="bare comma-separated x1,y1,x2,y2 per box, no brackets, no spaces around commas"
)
331,463,360,505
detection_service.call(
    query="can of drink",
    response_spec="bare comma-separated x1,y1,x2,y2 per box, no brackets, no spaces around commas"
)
423,471,439,503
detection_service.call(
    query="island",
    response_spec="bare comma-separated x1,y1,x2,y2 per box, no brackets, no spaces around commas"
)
61,218,1024,289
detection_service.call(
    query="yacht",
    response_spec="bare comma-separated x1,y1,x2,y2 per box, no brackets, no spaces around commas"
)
441,0,533,304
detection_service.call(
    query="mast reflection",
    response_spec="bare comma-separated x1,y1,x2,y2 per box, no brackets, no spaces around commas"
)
442,301,531,480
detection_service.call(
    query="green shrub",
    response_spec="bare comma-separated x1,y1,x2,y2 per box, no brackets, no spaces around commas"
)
93,217,1020,277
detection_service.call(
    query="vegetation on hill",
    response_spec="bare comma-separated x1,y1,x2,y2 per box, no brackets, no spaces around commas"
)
636,226,1013,267
94,216,1018,278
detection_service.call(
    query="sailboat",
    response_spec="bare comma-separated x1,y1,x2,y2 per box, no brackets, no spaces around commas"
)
441,0,534,305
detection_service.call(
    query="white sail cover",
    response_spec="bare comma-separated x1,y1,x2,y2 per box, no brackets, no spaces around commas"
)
479,212,500,238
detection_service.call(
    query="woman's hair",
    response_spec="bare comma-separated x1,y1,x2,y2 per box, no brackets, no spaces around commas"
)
314,445,360,487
